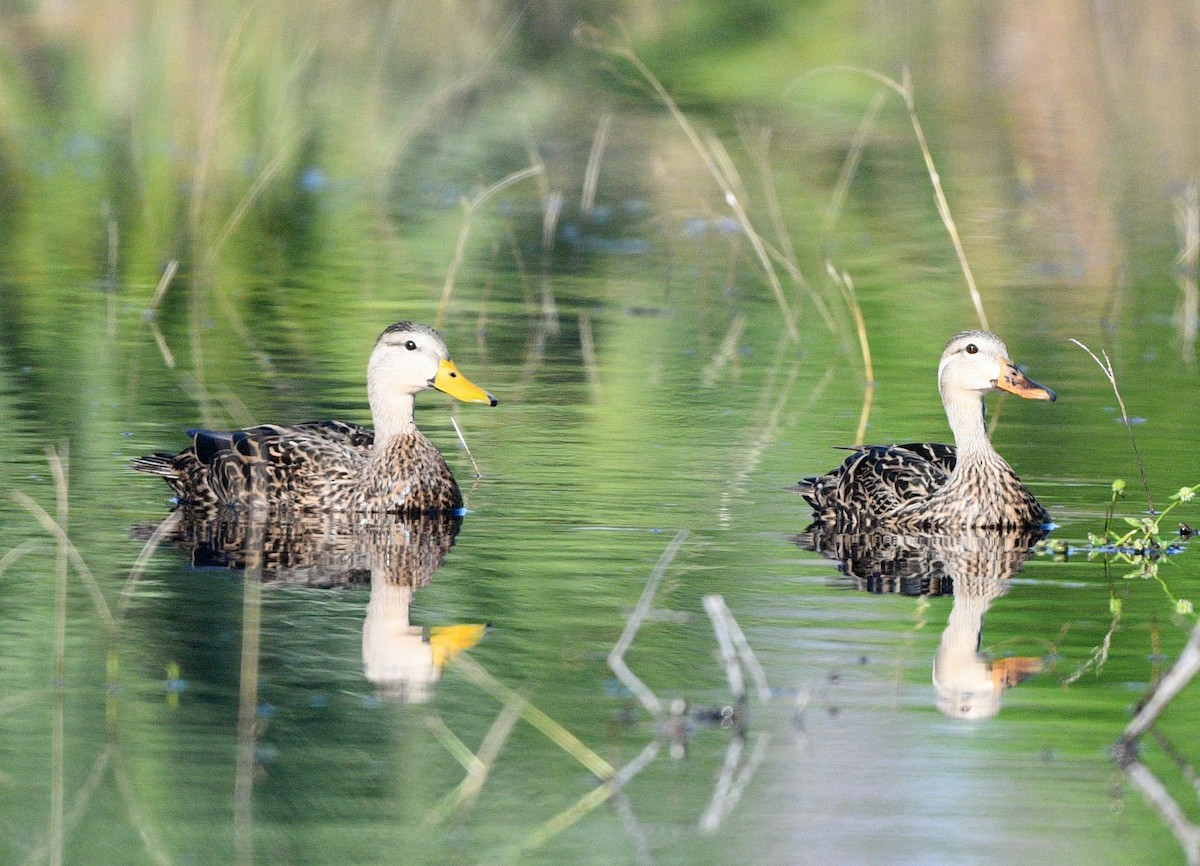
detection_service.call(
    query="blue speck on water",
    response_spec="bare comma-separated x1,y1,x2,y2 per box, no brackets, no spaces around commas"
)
64,133,102,157
589,205,611,224
362,694,380,710
561,224,580,243
255,745,279,764
298,166,326,193
157,138,182,160
622,198,648,214
308,694,328,708
682,217,709,236
257,703,276,719
164,677,186,694
603,678,631,698
583,237,650,255
715,216,740,235
1120,417,1148,425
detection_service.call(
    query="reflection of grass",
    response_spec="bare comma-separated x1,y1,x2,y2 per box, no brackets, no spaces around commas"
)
1115,614,1200,865
434,165,545,328
424,530,771,857
579,23,805,343
791,65,992,332
8,445,176,864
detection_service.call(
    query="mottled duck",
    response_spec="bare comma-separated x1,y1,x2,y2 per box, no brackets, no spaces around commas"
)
792,330,1056,530
132,321,496,514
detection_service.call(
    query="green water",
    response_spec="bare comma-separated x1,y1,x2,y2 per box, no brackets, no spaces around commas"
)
3,3,1200,865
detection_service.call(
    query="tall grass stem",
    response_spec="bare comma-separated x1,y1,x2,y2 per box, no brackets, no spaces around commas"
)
792,66,990,330
1070,338,1154,512
436,165,545,329
582,27,801,342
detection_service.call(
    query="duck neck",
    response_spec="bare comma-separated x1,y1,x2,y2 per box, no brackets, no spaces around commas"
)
944,387,1002,466
369,387,417,449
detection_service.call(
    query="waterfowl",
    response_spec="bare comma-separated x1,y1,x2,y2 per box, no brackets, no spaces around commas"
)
792,330,1055,530
132,321,496,515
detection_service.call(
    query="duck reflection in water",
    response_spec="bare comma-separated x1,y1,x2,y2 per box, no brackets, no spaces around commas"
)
797,526,1048,720
148,511,486,703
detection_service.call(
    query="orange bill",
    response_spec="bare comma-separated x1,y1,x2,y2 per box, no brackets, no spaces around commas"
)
995,361,1056,402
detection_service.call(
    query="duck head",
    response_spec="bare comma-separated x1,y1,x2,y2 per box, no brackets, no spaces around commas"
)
937,330,1056,403
368,321,497,405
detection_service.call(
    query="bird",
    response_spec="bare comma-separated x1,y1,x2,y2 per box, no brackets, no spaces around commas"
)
791,330,1056,530
131,321,496,515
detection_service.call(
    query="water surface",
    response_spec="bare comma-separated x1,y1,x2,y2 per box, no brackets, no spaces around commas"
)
3,5,1200,865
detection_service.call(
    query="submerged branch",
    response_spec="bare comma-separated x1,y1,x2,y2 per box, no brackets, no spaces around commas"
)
1120,616,1200,746
452,653,615,780
608,530,690,718
515,738,661,860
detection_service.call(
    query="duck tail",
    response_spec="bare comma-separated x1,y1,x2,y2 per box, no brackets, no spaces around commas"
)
786,477,823,510
130,453,178,478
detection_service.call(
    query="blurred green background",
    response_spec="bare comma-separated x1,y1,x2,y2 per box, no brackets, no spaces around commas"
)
3,2,1200,864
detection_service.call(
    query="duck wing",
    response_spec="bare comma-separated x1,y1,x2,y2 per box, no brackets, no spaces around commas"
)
892,442,956,473
792,443,956,524
134,421,373,508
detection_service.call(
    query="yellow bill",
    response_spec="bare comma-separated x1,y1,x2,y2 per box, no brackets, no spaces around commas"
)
432,358,498,405
428,623,490,670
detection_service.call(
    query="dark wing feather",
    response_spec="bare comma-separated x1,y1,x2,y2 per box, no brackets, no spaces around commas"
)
199,424,367,507
134,421,373,508
793,443,957,528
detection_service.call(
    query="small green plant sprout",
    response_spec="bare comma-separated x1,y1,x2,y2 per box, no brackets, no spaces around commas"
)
1088,480,1198,557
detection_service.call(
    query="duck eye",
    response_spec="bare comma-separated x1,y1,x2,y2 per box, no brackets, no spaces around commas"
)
965,343,978,355
405,340,417,351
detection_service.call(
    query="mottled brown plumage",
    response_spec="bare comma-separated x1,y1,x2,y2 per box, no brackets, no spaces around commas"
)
132,322,496,515
793,331,1055,531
